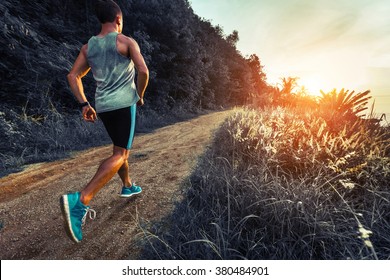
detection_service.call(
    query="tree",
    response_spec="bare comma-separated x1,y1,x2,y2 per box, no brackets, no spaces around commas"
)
271,77,300,106
246,54,267,103
226,30,239,47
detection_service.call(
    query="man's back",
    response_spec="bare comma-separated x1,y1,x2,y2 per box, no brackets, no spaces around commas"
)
87,32,139,113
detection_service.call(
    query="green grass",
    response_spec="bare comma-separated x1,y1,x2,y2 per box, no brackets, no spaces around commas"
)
140,106,390,260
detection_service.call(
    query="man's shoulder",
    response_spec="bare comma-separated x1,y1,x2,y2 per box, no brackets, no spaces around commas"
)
80,44,88,56
117,33,137,45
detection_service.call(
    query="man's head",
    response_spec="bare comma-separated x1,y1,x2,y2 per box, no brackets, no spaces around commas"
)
95,0,123,31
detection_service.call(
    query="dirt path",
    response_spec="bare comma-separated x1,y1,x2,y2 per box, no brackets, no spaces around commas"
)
0,111,230,260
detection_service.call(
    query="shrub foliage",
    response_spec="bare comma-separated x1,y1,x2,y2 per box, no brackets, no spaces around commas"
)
141,107,390,259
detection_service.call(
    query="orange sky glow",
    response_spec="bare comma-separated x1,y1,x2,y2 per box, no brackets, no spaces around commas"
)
191,0,390,116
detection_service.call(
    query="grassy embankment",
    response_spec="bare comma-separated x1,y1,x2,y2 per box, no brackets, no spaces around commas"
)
141,106,390,260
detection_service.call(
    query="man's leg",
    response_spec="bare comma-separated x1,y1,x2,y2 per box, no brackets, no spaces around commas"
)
118,149,142,198
117,149,132,187
60,145,129,243
80,145,129,205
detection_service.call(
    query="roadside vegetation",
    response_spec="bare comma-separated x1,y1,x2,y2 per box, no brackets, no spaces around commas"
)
140,88,390,260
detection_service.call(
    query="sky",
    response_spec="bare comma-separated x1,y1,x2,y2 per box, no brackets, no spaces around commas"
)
190,0,390,116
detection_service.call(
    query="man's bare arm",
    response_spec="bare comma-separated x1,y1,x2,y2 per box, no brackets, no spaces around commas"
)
67,44,91,103
128,38,149,105
67,44,97,122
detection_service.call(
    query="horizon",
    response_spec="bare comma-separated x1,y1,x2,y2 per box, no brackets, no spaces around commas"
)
190,0,390,117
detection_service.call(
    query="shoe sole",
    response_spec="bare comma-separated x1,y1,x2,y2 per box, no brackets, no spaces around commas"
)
60,195,80,243
120,189,142,198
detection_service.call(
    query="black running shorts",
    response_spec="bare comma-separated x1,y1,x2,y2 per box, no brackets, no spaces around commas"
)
98,104,136,150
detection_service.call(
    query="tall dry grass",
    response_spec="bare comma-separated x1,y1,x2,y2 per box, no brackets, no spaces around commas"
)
140,107,390,259
0,107,110,175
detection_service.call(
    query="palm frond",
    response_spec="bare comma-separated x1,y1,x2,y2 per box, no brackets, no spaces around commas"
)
319,89,372,119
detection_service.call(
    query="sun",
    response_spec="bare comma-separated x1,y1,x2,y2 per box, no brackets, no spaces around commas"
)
301,75,327,96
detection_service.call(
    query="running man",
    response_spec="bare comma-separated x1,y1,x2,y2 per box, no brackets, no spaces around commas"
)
60,0,149,243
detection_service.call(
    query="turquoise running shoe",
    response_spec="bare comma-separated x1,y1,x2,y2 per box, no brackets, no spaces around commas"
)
60,192,96,243
120,183,142,198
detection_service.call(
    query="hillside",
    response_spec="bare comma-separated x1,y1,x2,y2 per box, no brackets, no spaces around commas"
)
0,0,267,171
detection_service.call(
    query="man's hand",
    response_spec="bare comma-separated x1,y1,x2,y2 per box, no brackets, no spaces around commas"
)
82,105,97,122
137,98,144,106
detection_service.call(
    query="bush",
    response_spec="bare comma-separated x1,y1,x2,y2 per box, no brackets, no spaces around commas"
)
140,107,390,260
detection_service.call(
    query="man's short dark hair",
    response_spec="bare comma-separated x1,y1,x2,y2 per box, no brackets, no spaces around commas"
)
94,0,122,23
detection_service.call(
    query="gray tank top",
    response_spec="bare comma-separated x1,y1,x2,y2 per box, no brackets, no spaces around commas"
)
87,32,139,113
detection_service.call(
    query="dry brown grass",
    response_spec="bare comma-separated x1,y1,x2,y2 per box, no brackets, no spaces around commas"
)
140,106,390,260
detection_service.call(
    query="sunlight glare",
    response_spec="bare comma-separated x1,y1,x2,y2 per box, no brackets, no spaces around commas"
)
300,75,327,96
